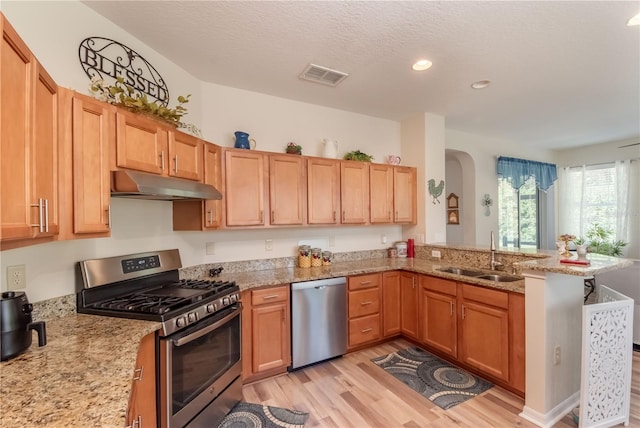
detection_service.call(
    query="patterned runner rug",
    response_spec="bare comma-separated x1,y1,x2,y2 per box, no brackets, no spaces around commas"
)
218,402,309,428
371,346,493,410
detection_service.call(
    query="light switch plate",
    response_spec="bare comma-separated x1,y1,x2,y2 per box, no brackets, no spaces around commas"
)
205,242,215,255
265,239,273,251
431,250,441,259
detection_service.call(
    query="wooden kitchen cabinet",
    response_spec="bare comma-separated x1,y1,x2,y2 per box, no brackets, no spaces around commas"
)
420,276,457,358
393,166,417,224
1,16,60,249
307,157,340,225
400,272,419,339
127,332,156,428
168,131,203,181
369,164,394,223
459,283,510,382
115,109,168,175
382,271,401,337
340,161,369,224
348,273,382,349
173,142,223,230
269,154,305,225
241,284,291,383
224,149,267,227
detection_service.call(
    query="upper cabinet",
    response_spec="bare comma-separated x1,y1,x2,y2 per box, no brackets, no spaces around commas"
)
1,15,59,248
269,154,305,225
393,166,417,224
224,149,267,227
307,157,340,225
340,161,369,224
369,164,394,224
114,109,203,181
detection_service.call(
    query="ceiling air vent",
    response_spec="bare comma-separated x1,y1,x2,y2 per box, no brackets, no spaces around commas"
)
299,63,349,87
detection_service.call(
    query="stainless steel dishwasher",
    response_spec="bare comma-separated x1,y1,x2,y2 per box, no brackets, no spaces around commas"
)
291,277,347,369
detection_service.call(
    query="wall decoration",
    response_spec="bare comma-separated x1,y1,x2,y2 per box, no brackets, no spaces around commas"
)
481,193,493,216
447,193,459,209
447,209,459,225
428,179,445,204
79,37,169,107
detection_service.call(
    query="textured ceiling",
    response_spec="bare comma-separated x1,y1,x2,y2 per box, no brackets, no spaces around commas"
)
82,1,640,150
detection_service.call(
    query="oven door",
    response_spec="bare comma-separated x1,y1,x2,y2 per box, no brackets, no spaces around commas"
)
160,304,242,428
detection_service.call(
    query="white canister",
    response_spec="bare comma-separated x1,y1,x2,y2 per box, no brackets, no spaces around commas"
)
395,242,407,258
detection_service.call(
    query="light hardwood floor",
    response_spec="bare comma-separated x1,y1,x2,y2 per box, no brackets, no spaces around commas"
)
242,338,640,427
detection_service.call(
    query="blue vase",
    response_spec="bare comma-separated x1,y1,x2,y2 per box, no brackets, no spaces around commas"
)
234,131,256,150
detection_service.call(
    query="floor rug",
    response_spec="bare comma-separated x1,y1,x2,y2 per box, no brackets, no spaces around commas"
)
218,402,309,428
371,346,493,410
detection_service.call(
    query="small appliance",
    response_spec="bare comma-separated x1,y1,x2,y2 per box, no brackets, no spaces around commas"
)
0,291,47,361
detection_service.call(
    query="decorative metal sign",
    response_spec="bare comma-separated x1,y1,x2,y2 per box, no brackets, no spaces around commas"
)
78,37,169,106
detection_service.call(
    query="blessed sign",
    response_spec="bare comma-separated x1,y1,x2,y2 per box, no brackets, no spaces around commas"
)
79,37,169,107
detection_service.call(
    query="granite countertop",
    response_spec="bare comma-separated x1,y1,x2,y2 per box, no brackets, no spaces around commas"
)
0,314,161,428
514,252,634,276
200,257,528,294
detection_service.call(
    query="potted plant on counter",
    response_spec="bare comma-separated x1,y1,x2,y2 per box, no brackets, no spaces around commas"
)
575,223,628,257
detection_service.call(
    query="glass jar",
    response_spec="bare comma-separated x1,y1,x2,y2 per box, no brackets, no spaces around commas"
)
322,251,332,266
298,245,311,268
311,248,322,267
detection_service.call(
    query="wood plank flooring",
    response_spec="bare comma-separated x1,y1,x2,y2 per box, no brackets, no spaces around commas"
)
242,338,640,427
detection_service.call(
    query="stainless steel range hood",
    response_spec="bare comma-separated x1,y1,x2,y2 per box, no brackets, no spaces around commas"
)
111,170,222,201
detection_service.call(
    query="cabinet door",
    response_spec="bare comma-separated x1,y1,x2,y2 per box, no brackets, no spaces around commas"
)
224,150,266,226
127,332,156,428
460,300,509,381
382,271,401,337
31,63,58,237
203,143,223,228
251,301,290,373
307,158,340,224
370,164,393,223
1,17,33,241
421,289,457,357
394,167,416,224
72,94,112,234
269,154,304,225
340,161,369,224
400,272,419,339
115,110,168,174
168,131,203,181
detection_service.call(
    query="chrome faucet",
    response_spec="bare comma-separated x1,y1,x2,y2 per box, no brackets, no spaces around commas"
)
490,231,503,270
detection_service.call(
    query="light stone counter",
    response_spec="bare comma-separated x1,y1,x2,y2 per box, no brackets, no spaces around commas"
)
194,257,527,294
0,314,161,428
514,252,633,276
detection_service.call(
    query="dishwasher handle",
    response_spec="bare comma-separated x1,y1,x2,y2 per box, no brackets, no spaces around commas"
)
291,277,346,291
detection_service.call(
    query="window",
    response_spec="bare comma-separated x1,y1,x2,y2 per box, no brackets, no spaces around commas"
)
498,177,539,249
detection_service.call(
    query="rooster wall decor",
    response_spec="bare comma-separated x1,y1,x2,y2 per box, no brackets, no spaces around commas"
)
428,179,445,204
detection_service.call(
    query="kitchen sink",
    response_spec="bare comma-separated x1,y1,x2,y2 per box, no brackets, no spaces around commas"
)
437,267,485,277
475,274,521,282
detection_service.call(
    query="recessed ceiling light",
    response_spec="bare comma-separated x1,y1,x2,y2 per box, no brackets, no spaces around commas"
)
471,80,491,89
627,13,640,26
412,59,433,71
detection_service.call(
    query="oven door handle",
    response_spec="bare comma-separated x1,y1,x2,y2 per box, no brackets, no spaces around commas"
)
172,305,241,347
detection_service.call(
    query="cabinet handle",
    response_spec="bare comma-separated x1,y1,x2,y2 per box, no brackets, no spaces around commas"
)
174,155,179,173
125,415,142,428
450,302,454,317
160,151,165,170
360,301,373,306
412,277,415,288
107,205,111,228
462,304,466,320
395,211,398,221
333,211,336,222
30,198,45,232
360,280,372,285
361,328,373,333
271,210,275,223
44,199,49,233
342,210,346,221
133,367,143,381
262,295,279,300
207,209,213,225
388,211,391,220
260,210,264,223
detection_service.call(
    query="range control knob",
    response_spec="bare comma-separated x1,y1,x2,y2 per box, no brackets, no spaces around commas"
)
222,297,230,306
176,317,187,328
230,294,238,303
187,312,197,323
206,303,216,313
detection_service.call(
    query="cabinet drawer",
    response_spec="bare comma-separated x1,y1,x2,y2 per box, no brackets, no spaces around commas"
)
349,314,380,347
462,283,508,309
349,288,380,318
251,285,289,306
421,275,456,296
348,273,381,291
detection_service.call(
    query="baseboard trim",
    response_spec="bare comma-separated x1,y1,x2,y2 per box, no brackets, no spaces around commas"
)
519,391,580,428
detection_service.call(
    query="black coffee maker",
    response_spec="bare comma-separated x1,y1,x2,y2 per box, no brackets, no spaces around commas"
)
0,291,47,361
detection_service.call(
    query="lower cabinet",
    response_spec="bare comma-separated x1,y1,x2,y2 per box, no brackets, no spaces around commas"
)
348,273,382,349
127,332,156,428
400,272,419,339
241,284,291,383
382,271,401,337
419,276,457,358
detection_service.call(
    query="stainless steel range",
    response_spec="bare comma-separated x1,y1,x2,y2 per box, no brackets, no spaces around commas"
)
77,249,242,428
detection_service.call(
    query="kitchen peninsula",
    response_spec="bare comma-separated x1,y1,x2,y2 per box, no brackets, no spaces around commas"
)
0,246,631,427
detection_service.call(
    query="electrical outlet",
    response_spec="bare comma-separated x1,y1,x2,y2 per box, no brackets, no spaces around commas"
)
431,250,441,259
7,265,26,290
205,242,215,255
265,239,273,251
554,345,561,365
381,234,387,244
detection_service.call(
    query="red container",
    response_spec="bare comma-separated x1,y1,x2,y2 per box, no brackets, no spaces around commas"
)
407,238,415,258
